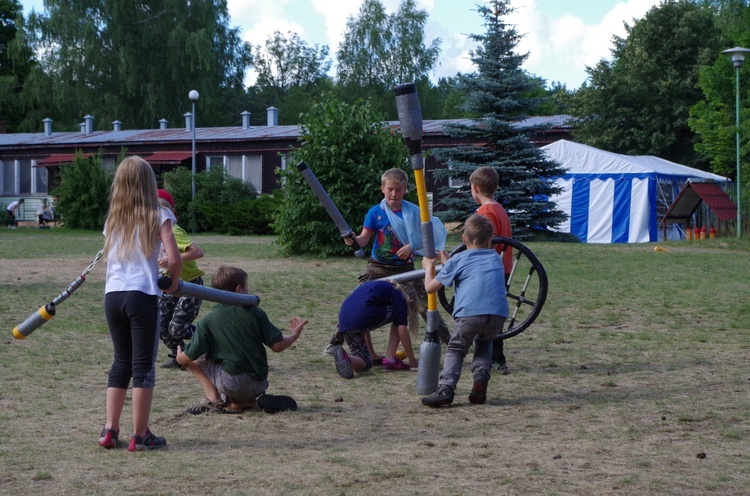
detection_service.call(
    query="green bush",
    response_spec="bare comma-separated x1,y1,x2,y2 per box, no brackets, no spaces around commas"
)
51,151,111,230
275,96,410,257
162,167,278,235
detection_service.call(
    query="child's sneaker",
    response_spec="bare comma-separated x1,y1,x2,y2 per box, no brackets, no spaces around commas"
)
98,428,119,449
421,385,455,407
127,428,167,452
382,357,410,371
332,345,354,379
325,332,345,355
492,361,510,374
468,371,490,404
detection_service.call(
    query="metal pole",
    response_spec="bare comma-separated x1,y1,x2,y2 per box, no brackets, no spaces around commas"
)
191,100,196,201
722,48,750,236
735,66,742,238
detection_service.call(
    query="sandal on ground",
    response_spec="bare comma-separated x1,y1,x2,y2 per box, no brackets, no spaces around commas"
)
185,400,226,415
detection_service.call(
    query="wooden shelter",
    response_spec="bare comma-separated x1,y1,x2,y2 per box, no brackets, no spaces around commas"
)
661,181,737,239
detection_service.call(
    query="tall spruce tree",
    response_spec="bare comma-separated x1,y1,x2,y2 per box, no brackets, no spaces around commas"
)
431,0,566,239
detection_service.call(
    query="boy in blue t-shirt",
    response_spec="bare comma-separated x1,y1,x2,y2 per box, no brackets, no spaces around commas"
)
344,168,450,366
420,214,509,407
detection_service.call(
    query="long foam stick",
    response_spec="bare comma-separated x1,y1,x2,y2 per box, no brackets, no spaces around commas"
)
158,277,259,307
395,82,441,395
296,161,365,258
12,250,103,339
12,275,86,339
385,265,443,284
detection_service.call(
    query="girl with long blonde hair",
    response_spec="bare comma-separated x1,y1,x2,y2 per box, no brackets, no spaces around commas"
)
98,156,181,452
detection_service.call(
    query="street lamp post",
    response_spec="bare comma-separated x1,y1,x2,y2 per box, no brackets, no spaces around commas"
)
189,90,200,201
723,47,750,238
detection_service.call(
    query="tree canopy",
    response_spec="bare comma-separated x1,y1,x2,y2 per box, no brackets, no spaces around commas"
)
19,0,252,131
689,0,750,178
335,0,441,118
0,0,35,132
566,0,721,168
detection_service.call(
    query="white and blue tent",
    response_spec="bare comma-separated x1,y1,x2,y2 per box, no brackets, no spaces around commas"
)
542,140,729,243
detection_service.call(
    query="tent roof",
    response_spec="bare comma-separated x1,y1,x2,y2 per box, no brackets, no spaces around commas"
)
661,181,737,224
542,140,729,181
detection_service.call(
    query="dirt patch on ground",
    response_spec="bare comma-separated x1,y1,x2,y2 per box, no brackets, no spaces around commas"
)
0,256,302,286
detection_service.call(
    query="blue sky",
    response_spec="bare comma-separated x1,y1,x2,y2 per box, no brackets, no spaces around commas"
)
20,0,664,89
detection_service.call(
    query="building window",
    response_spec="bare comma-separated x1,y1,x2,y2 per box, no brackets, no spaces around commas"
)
19,160,32,194
448,165,465,189
3,160,51,195
33,164,49,194
207,156,226,171
1,160,14,195
243,155,262,193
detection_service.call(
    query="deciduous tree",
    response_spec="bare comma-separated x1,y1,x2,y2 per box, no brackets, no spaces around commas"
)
21,0,252,130
689,0,750,178
248,30,333,124
0,0,35,131
335,0,440,118
275,96,408,256
567,0,721,167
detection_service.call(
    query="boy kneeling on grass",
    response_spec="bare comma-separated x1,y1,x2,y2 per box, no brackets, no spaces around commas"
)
176,265,307,414
420,214,509,407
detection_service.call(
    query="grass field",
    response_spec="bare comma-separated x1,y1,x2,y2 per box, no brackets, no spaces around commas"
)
1,229,749,495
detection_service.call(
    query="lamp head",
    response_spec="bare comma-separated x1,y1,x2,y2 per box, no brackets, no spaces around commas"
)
188,90,200,101
723,47,750,68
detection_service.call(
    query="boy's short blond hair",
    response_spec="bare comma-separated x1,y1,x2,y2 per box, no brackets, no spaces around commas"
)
381,168,408,188
469,166,499,196
463,214,494,247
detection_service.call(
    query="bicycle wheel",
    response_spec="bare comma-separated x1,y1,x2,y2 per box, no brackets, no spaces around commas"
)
437,236,548,340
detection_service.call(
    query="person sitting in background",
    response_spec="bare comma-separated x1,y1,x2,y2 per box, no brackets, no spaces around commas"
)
37,204,54,227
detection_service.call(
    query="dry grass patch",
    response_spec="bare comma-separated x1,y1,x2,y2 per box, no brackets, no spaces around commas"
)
1,230,749,495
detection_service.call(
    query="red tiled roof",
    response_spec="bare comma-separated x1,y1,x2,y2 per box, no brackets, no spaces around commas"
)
34,153,91,166
142,151,194,164
662,181,737,224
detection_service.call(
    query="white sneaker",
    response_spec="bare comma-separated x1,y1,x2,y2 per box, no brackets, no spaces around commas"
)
323,344,335,355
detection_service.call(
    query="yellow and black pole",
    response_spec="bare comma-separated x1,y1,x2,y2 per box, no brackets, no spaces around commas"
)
395,82,441,394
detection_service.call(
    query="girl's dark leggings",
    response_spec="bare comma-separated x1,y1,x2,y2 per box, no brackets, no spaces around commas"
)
104,291,159,389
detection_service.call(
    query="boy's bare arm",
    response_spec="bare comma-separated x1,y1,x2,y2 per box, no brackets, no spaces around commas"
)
182,241,204,261
396,244,412,259
421,256,444,293
175,345,191,366
344,228,373,249
270,317,308,352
